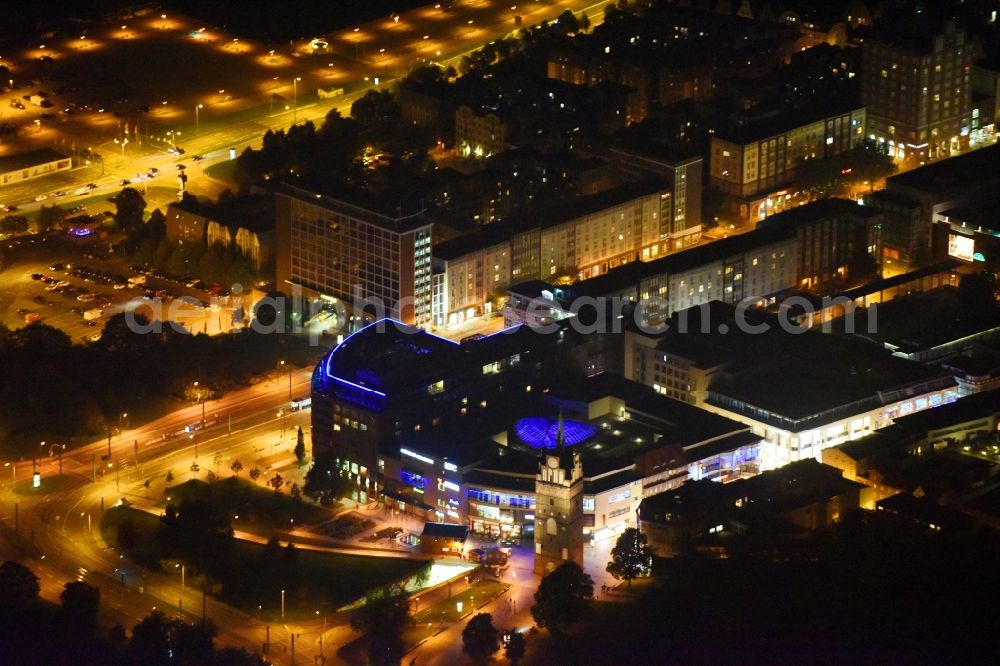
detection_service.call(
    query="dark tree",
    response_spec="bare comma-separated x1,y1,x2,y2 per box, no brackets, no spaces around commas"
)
351,586,409,666
606,527,654,587
294,426,306,465
505,630,527,665
268,472,284,493
117,519,139,552
350,89,401,145
35,204,65,232
108,623,127,645
0,561,40,606
1,214,29,234
114,187,147,232
60,581,101,636
304,457,352,506
462,612,500,661
531,561,594,635
129,610,173,665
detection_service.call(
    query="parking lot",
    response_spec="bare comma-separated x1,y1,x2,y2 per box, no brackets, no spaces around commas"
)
1,235,240,342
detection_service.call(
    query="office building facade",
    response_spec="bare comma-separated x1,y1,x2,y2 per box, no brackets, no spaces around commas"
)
275,186,434,326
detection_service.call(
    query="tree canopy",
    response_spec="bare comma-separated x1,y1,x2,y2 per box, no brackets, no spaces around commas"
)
606,527,654,587
531,561,594,634
462,612,500,661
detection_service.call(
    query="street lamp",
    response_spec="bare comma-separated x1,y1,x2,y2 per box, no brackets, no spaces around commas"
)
279,360,292,403
195,103,203,136
194,381,206,428
48,443,67,476
281,589,285,619
293,77,301,123
114,138,128,156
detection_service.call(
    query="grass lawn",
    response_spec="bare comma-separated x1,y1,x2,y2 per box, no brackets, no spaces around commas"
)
101,503,427,621
228,540,427,621
204,159,238,185
413,580,509,625
162,476,328,535
12,473,83,496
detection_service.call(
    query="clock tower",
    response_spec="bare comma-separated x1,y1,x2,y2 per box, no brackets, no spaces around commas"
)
533,430,585,575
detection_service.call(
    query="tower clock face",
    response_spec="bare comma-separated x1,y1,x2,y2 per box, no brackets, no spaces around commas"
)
548,457,559,468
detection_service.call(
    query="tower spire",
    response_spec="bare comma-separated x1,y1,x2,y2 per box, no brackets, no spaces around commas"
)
556,408,565,451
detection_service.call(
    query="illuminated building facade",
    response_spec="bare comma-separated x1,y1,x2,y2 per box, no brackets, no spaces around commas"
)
534,448,586,575
861,20,974,164
455,105,507,158
709,103,866,222
432,182,680,327
310,319,582,503
275,185,434,326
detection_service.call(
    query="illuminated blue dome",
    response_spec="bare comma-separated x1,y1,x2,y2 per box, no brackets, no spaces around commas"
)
515,417,597,449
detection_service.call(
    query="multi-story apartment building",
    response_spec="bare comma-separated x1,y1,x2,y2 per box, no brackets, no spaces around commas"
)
274,185,434,326
861,20,974,164
432,182,691,327
505,198,882,327
709,102,866,222
455,105,508,158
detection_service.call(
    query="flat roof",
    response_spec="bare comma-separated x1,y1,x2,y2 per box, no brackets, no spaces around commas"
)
757,197,881,230
634,223,796,281
317,318,573,403
845,286,1000,354
708,333,953,423
0,148,70,172
714,100,864,145
892,388,1000,435
837,260,961,300
433,181,665,261
276,183,431,233
421,522,469,539
886,143,1000,195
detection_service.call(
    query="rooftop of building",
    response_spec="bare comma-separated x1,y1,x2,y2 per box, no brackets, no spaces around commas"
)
832,425,913,462
708,331,954,424
421,522,469,539
937,205,1000,235
630,303,954,426
862,13,966,55
0,147,69,171
316,318,573,402
275,182,431,233
757,197,881,230
170,193,275,232
432,180,667,261
631,222,796,282
941,349,1000,377
640,459,864,524
422,372,757,483
843,286,1000,356
836,259,962,301
891,388,1000,436
886,143,1000,197
713,97,864,145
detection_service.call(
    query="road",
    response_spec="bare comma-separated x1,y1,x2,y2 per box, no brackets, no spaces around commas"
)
0,370,331,662
2,1,616,212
